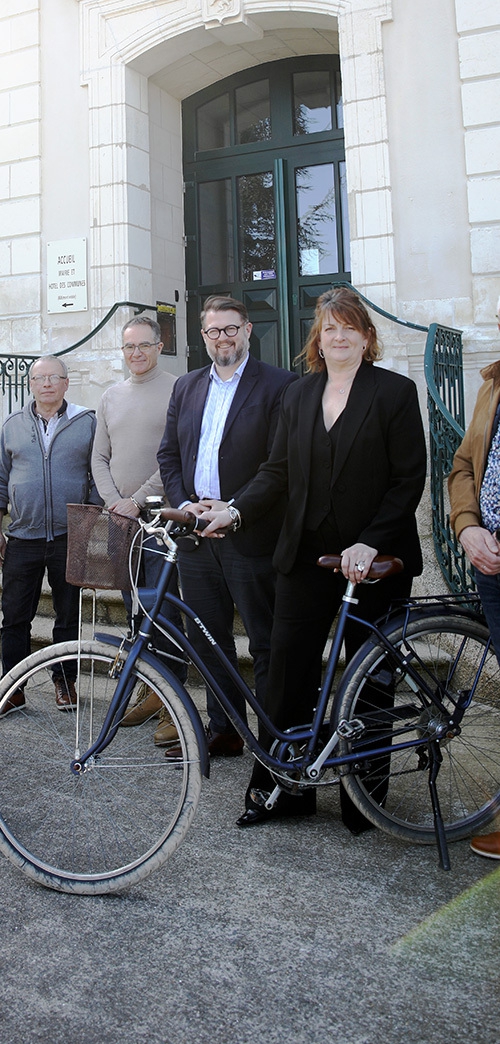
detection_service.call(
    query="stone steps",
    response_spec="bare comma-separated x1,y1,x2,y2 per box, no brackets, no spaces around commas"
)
16,580,255,685
7,582,338,686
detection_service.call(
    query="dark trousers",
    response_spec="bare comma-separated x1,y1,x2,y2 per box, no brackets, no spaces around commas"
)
122,535,187,685
248,559,412,827
474,568,500,669
178,537,276,734
1,534,80,680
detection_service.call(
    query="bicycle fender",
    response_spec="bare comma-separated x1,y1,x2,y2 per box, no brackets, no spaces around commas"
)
375,603,485,636
331,603,487,730
329,601,490,730
94,631,210,778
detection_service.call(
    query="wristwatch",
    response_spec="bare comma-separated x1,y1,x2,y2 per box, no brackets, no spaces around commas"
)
227,505,242,531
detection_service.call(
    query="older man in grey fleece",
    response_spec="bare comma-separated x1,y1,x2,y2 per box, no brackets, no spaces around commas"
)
0,355,100,714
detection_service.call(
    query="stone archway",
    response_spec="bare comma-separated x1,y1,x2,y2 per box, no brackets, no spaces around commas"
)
79,0,395,362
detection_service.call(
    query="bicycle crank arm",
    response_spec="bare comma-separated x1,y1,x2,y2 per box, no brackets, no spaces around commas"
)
305,728,342,779
264,785,283,810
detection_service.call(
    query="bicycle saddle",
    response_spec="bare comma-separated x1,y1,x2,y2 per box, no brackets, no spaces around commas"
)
317,554,404,579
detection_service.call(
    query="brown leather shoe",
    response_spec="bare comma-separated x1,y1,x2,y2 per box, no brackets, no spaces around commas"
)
470,831,500,859
207,729,244,757
154,706,179,746
0,688,26,716
121,684,162,726
54,678,78,710
164,727,244,760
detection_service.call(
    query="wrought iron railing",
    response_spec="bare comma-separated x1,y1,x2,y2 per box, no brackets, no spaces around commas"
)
0,301,155,413
424,323,471,593
331,281,429,334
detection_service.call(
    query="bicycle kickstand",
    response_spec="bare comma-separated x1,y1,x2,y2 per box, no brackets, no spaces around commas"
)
428,742,451,871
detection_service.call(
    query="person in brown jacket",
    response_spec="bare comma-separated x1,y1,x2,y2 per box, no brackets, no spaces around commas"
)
448,296,500,859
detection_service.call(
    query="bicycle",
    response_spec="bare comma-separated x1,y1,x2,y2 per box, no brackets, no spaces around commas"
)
0,506,499,894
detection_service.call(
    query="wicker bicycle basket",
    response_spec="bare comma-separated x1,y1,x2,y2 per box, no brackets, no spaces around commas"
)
66,504,141,590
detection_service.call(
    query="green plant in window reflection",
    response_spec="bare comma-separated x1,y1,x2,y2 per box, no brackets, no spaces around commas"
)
297,177,336,268
238,163,337,282
239,116,271,145
293,107,337,270
238,171,276,281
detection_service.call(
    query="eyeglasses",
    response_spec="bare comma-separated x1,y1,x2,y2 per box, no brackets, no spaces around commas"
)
202,324,244,340
121,342,160,354
30,374,66,385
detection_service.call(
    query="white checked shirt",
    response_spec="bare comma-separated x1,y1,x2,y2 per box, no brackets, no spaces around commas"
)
34,401,68,451
193,354,249,500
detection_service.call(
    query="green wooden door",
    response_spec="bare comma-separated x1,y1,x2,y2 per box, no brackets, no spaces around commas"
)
183,55,350,371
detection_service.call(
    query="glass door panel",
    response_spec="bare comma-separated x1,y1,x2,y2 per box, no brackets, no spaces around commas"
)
293,70,333,134
236,80,271,143
196,94,230,151
237,171,276,282
296,163,338,276
198,180,234,285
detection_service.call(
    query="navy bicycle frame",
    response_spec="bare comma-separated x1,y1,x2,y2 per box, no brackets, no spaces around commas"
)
71,542,490,784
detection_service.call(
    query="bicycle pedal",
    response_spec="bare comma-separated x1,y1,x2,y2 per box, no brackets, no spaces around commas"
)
337,718,365,738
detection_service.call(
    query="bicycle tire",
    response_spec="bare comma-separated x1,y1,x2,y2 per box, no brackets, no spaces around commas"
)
336,611,500,843
0,640,202,894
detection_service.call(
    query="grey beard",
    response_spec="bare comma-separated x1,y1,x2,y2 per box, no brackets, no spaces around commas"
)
209,343,247,368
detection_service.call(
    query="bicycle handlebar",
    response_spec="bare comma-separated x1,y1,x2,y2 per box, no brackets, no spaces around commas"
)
147,512,405,574
156,507,208,533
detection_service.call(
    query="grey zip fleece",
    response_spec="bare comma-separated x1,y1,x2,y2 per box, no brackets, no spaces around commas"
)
0,401,101,540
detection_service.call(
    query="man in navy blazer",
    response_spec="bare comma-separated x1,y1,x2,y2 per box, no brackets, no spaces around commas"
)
157,295,296,756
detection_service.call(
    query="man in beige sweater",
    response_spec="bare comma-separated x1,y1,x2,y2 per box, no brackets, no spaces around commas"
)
92,314,186,736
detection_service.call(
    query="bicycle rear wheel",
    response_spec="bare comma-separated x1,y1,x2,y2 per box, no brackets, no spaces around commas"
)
0,640,202,894
336,612,500,843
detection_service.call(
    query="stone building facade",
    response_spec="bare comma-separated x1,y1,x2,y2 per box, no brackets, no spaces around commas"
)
0,0,499,419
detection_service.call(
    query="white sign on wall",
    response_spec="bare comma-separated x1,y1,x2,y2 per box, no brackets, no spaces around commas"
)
47,238,88,313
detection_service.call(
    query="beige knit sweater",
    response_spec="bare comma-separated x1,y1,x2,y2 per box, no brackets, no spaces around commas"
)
91,365,176,508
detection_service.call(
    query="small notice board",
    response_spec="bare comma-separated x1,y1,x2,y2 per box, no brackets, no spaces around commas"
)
156,302,177,356
47,238,88,313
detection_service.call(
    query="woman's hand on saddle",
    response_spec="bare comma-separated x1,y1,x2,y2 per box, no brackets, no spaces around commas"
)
339,542,378,582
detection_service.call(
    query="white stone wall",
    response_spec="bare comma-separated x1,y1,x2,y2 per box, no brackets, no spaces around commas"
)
383,0,472,326
148,81,186,367
0,0,41,359
456,0,500,418
338,0,396,315
0,0,499,418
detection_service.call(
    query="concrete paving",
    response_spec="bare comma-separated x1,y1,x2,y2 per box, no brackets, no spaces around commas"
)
1,693,499,1044
2,530,499,1044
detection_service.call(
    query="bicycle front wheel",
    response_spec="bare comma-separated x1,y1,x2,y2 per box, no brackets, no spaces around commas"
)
336,612,500,843
0,640,202,894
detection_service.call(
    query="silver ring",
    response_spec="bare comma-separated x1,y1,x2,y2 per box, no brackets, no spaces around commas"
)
355,562,365,570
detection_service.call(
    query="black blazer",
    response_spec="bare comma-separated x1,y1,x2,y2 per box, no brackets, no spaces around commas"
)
233,361,427,576
157,353,297,556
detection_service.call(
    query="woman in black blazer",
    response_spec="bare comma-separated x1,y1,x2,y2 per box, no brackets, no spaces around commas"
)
202,287,427,831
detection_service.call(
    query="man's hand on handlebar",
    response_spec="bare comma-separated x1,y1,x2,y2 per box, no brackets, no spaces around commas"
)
179,502,209,518
197,507,233,538
149,506,230,539
198,499,229,512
